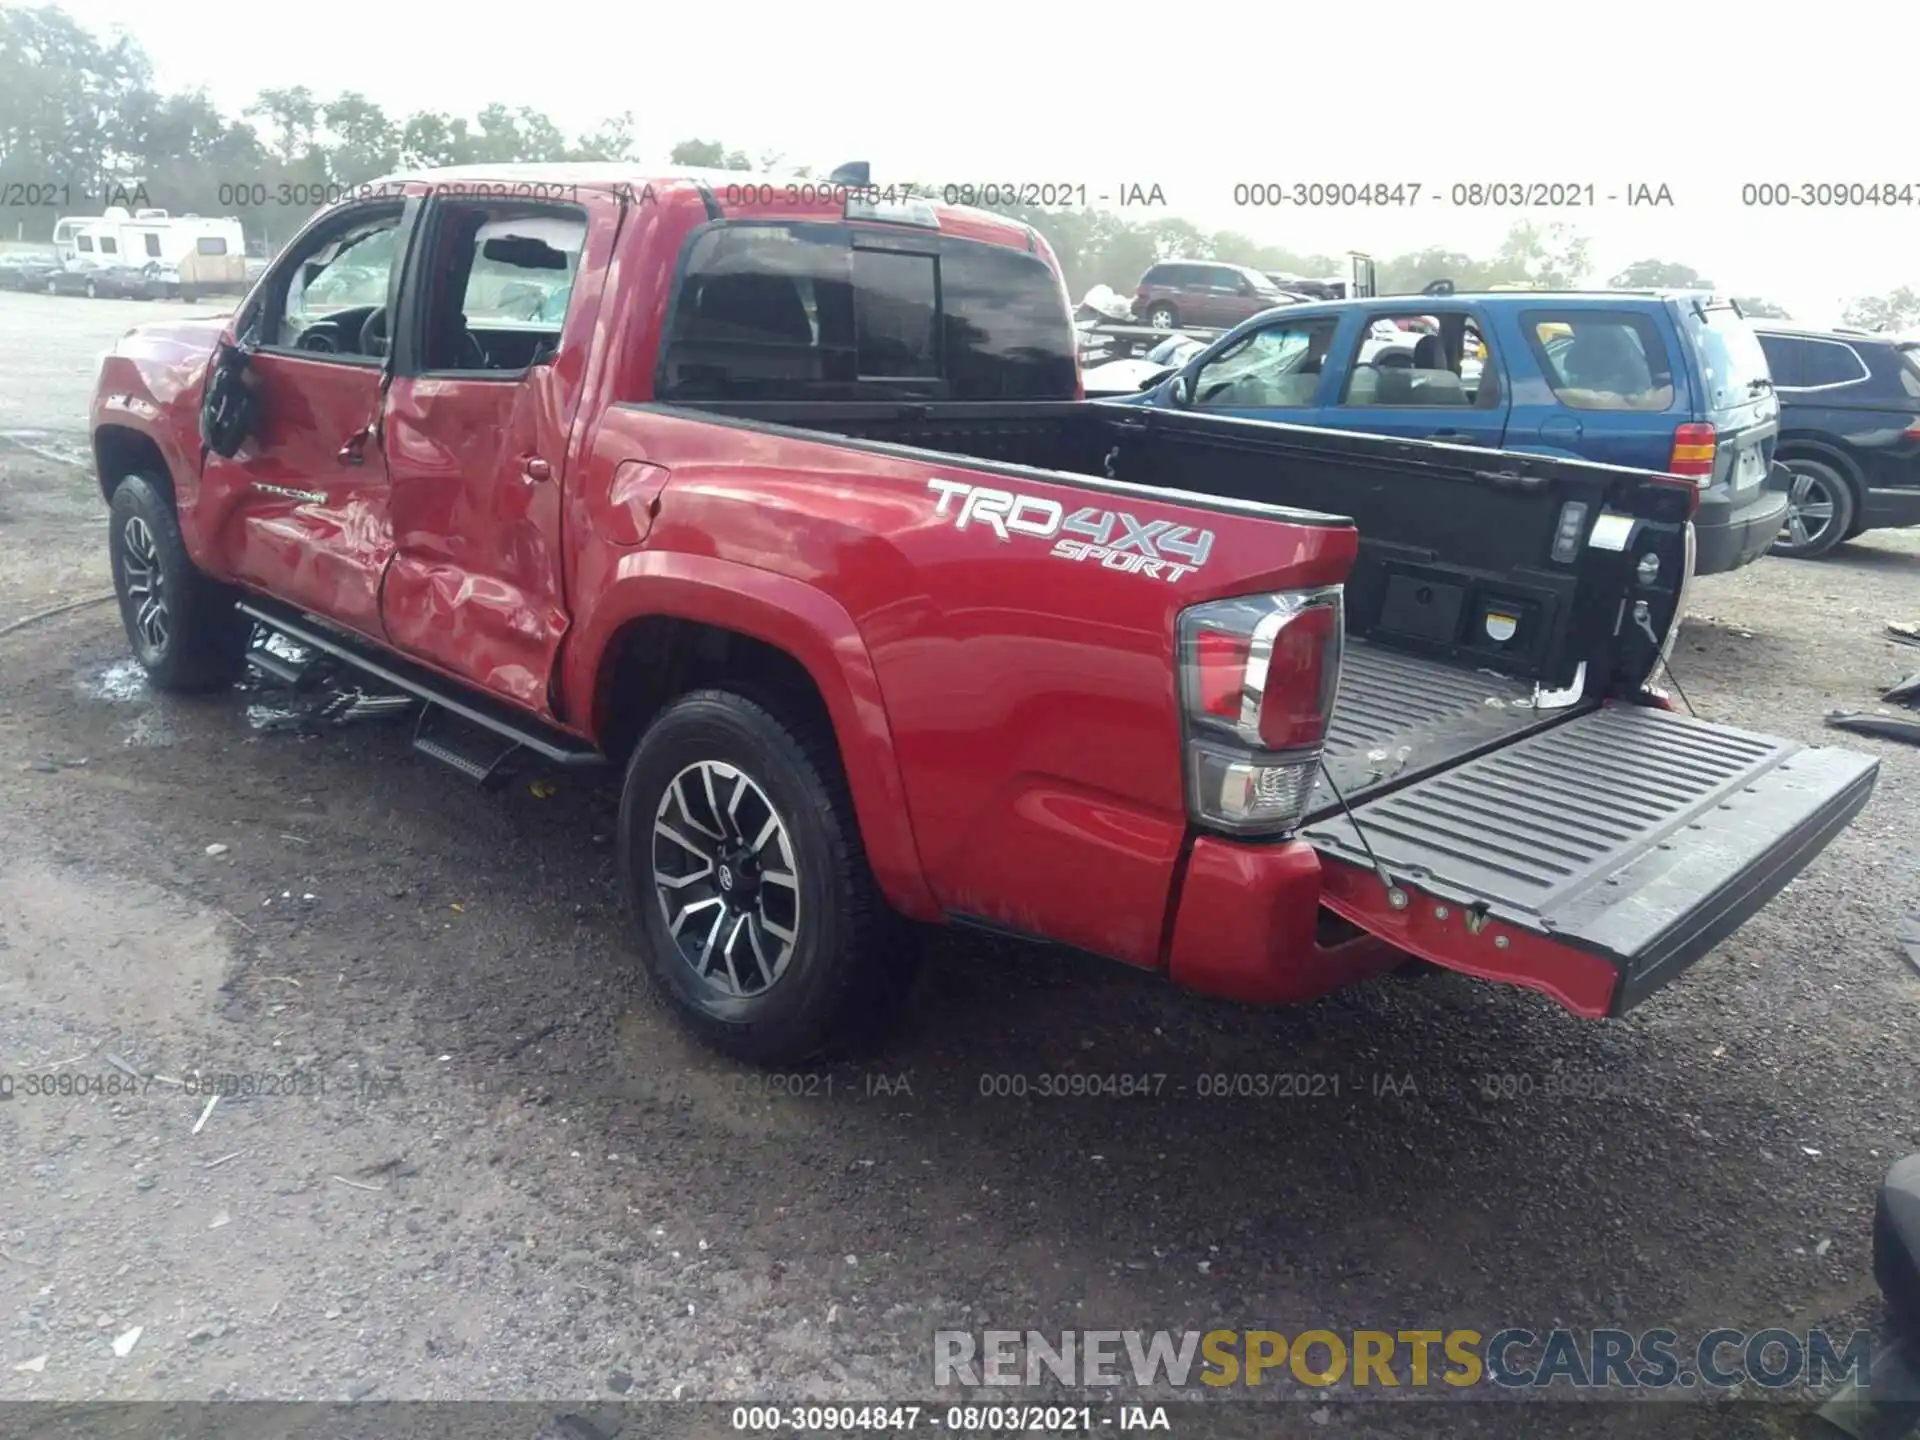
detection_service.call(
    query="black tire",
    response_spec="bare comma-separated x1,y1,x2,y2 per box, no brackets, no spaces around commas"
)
1145,303,1178,330
1770,457,1857,559
617,687,918,1066
107,474,249,692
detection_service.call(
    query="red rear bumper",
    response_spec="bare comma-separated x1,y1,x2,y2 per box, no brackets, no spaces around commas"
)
1164,837,1402,1005
1163,835,1620,1015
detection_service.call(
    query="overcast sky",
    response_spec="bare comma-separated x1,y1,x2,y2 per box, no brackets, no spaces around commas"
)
60,0,1916,323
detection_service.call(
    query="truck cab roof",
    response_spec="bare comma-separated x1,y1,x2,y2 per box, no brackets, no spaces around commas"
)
365,164,1043,253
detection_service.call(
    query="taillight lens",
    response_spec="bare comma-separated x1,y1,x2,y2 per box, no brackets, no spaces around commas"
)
1176,588,1344,835
1668,422,1717,483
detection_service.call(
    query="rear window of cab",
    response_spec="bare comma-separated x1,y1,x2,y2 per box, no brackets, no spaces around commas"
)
1521,311,1676,411
656,222,1078,401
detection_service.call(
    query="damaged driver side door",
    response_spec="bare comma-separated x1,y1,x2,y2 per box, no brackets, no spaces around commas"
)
198,194,424,640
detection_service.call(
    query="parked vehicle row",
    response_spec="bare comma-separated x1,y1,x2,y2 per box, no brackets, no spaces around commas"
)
89,166,1878,1067
1753,324,1920,557
1102,270,1920,561
1113,289,1790,577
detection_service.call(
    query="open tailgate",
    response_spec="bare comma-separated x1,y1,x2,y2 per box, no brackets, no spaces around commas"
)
1303,704,1879,1015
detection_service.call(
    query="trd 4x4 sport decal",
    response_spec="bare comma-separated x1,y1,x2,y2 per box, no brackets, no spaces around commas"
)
927,477,1214,584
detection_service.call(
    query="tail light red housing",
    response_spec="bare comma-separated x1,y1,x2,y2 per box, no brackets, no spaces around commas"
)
1668,422,1717,482
1176,588,1345,835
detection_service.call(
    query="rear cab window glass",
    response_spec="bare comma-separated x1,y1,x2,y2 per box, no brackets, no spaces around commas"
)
1681,302,1771,411
658,223,1077,401
1523,310,1676,411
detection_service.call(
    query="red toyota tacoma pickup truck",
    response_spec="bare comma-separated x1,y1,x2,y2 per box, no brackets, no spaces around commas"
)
90,166,1879,1064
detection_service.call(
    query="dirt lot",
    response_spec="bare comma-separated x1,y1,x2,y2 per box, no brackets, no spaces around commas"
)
1,288,1918,1438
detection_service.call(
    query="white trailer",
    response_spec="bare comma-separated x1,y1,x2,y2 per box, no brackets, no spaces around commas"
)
51,208,248,298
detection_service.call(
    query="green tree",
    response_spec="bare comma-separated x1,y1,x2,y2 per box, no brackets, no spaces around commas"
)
321,92,399,183
0,3,154,197
1609,258,1710,289
1733,296,1791,319
669,138,750,170
1840,287,1920,332
1493,221,1591,288
395,110,476,169
569,112,637,163
244,85,321,165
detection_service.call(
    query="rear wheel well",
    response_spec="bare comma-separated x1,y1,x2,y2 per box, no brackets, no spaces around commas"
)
1774,436,1864,490
595,618,836,769
94,426,174,508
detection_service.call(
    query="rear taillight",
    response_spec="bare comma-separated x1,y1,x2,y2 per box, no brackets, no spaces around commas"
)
1668,422,1717,483
1903,420,1920,441
1176,588,1344,835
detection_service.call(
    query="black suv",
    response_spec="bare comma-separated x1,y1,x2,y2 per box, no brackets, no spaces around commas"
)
1754,325,1920,557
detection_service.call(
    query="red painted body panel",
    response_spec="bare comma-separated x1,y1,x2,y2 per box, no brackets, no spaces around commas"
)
89,164,1662,1025
379,188,623,717
1165,838,1404,1003
92,319,227,563
1316,856,1619,1017
205,354,393,637
561,404,1356,954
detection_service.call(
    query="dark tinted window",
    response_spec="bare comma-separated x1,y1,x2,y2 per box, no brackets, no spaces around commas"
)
1800,339,1869,387
1523,311,1676,411
1900,346,1920,399
1757,334,1805,388
144,233,162,257
77,235,94,252
658,223,1077,401
1142,263,1177,286
99,236,117,255
851,249,938,378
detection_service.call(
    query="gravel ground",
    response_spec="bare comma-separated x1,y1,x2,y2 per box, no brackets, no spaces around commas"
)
1,289,1917,1440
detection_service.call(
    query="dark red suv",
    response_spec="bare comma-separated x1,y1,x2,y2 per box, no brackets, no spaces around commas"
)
1134,261,1294,330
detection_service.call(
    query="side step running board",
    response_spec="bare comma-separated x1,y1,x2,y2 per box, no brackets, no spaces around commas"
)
412,705,523,789
235,598,608,776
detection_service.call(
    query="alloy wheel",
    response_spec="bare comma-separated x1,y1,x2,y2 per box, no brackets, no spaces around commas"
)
1780,469,1837,551
652,759,800,997
119,515,169,653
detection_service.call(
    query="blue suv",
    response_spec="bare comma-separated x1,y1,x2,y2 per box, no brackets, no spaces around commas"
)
1117,291,1789,575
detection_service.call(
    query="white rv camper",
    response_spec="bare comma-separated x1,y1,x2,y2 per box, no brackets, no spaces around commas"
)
50,208,248,299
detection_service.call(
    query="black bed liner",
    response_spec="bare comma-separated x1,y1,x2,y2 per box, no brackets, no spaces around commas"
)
1314,641,1577,812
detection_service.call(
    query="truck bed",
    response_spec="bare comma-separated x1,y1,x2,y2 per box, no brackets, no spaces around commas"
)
1314,640,1582,816
669,398,1696,699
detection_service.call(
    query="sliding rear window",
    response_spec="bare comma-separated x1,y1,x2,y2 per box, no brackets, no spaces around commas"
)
656,222,1078,401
